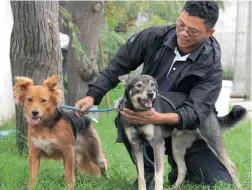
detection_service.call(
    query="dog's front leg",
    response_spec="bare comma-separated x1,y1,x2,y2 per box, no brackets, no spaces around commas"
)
63,146,75,190
132,143,146,190
148,138,165,190
29,150,40,189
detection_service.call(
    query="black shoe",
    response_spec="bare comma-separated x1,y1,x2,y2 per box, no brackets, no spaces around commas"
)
132,172,155,190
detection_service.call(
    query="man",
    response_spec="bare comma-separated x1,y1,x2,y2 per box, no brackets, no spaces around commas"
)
75,1,233,189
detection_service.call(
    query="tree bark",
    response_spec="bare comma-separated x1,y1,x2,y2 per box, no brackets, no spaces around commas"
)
65,1,104,106
10,1,62,153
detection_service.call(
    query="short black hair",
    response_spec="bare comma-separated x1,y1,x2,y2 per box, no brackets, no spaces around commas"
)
183,1,219,30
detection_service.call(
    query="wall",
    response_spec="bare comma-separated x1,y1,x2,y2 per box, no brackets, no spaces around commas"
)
0,0,15,125
214,1,237,69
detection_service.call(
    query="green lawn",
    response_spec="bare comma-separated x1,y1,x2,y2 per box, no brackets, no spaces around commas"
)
0,88,251,189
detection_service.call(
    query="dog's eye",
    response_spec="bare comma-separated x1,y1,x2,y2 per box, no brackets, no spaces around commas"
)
27,98,32,102
41,99,47,103
150,82,155,87
136,84,142,88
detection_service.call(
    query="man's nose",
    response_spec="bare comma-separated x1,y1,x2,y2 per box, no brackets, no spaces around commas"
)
179,29,189,37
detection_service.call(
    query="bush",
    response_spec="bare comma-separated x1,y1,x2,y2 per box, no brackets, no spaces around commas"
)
223,66,233,81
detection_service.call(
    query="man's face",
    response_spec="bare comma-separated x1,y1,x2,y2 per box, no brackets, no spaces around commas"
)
176,11,214,50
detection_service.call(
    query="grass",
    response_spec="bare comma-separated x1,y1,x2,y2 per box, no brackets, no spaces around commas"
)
0,87,251,190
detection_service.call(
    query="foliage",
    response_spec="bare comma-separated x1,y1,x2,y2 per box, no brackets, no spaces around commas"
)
223,66,234,81
217,0,225,10
105,1,184,33
101,1,183,66
59,5,90,65
105,1,149,32
97,29,126,70
100,13,173,66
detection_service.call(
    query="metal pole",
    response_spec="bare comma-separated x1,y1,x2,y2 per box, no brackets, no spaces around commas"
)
99,36,110,108
245,0,251,101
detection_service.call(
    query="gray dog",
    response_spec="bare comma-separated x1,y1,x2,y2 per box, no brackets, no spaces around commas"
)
116,74,246,190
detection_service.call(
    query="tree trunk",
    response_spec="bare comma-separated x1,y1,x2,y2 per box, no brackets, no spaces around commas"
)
10,1,62,153
66,1,104,106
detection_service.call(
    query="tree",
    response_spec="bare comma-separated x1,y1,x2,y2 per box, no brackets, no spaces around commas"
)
63,1,104,106
104,1,185,33
10,1,62,153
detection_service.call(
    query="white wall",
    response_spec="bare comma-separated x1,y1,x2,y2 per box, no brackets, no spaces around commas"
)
214,1,237,116
0,0,15,125
214,1,237,69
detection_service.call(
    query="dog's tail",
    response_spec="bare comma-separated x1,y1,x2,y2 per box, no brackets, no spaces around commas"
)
217,105,247,130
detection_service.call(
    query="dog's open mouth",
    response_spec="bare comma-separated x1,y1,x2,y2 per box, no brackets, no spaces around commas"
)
30,116,41,125
138,98,153,109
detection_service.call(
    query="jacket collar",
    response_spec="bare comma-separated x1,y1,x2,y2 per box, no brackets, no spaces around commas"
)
164,31,177,50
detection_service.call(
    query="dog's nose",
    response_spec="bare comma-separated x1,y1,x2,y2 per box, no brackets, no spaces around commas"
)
32,110,39,116
147,92,154,99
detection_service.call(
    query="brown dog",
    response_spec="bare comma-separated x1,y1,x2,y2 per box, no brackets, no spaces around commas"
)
13,75,108,190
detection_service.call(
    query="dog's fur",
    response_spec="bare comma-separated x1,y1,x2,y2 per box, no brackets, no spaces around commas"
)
117,74,246,190
13,75,108,190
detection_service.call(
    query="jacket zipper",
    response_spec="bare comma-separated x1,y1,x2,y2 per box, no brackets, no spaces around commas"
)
149,46,167,76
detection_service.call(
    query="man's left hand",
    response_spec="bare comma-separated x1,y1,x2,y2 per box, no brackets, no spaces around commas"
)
120,108,162,125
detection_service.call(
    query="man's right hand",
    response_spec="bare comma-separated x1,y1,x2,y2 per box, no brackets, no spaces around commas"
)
74,96,95,117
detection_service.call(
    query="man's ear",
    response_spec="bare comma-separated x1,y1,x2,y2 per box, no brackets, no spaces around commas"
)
206,28,215,38
13,76,33,104
118,74,131,86
43,75,59,91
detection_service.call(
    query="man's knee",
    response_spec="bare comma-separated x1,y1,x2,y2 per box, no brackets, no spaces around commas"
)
185,149,233,185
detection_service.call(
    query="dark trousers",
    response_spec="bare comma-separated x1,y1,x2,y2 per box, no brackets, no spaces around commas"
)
122,133,233,186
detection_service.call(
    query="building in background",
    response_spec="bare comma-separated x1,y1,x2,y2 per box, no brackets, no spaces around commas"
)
214,0,251,100
0,0,15,125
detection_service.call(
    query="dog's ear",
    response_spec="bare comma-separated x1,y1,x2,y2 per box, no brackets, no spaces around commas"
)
118,74,131,86
43,75,60,91
13,76,33,104
43,75,62,106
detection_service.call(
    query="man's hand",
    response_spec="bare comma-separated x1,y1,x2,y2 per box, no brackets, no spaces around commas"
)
75,96,95,117
120,108,163,125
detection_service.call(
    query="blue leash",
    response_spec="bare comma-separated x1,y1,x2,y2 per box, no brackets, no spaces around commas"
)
143,142,155,167
60,105,115,113
61,104,154,166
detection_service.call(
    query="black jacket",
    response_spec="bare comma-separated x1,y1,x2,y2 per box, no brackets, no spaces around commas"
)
87,25,223,129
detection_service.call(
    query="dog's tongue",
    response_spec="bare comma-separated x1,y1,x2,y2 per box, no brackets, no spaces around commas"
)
30,117,40,125
143,99,152,108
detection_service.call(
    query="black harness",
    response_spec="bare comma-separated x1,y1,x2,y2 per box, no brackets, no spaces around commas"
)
57,108,91,139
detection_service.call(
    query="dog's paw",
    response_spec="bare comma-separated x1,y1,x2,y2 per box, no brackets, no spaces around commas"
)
101,168,109,179
170,185,179,190
100,165,109,179
99,156,109,178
